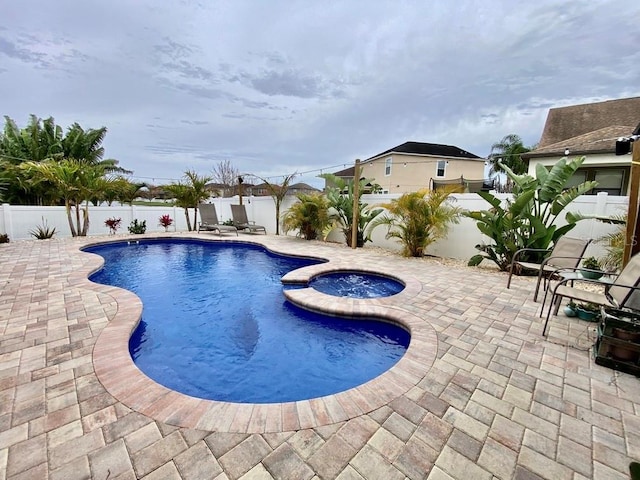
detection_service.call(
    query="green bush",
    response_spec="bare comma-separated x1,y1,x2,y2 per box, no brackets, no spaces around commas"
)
128,219,147,234
282,193,330,240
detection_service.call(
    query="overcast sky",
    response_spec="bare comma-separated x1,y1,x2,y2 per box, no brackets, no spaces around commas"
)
2,0,639,188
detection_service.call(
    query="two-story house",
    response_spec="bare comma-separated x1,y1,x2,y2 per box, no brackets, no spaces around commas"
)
523,97,640,196
329,141,488,194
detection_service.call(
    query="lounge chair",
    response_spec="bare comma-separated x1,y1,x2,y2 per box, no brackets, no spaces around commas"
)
506,236,591,302
197,204,238,236
542,253,640,336
231,204,266,234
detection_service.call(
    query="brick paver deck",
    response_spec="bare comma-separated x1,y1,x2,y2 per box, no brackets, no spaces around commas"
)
1,233,639,479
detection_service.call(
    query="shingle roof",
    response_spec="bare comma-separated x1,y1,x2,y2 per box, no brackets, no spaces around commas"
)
525,125,634,158
537,97,640,148
331,141,482,176
367,141,482,160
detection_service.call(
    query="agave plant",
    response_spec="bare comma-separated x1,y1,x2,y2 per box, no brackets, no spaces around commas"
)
371,187,462,257
466,156,597,270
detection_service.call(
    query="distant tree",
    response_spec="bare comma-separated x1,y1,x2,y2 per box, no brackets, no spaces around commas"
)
211,160,240,197
487,134,532,176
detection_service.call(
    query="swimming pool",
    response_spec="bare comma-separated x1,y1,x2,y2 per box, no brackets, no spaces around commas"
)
85,239,410,403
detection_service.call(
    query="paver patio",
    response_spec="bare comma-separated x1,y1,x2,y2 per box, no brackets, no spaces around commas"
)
1,233,639,480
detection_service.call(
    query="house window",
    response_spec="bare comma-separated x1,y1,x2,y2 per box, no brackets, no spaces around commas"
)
385,157,392,176
436,160,446,177
565,167,627,195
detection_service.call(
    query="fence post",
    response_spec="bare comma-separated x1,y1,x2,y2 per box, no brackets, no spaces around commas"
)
2,204,14,240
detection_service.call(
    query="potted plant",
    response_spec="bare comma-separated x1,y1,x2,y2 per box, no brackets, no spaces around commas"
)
564,301,578,317
158,214,173,232
581,256,604,279
105,217,122,235
576,302,600,321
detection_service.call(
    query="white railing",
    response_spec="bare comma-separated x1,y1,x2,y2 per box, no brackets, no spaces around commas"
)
0,192,627,261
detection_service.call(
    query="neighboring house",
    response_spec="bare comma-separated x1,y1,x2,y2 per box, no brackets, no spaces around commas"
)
329,141,488,194
252,182,320,197
523,96,640,195
205,181,255,198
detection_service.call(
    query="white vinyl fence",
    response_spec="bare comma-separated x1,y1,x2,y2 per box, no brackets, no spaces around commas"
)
0,192,628,261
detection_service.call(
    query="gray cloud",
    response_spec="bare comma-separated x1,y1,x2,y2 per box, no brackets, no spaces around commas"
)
0,0,638,187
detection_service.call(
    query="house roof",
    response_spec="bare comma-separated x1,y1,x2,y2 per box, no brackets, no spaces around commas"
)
367,141,482,161
331,141,482,176
526,97,640,158
525,125,634,158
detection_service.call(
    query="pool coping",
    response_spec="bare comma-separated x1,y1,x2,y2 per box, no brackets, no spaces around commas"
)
82,235,438,433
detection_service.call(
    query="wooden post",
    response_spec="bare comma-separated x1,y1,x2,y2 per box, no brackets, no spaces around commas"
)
238,176,244,206
351,159,361,249
623,141,640,266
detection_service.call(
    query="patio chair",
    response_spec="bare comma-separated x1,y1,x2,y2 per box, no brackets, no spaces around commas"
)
506,236,591,302
230,204,266,234
542,253,640,336
197,204,238,236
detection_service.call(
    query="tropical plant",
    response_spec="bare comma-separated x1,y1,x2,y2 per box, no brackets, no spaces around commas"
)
20,159,113,236
319,173,383,247
466,156,597,270
487,133,533,176
105,217,122,235
0,234,8,243
128,219,146,234
0,115,128,205
253,173,297,235
158,214,173,232
164,170,212,231
29,217,56,239
282,192,330,240
371,187,462,257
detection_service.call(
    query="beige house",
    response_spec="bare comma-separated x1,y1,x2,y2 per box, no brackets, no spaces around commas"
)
330,141,488,194
523,97,640,196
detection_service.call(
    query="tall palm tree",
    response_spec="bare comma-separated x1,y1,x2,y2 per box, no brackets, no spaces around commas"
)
253,173,297,235
487,134,532,175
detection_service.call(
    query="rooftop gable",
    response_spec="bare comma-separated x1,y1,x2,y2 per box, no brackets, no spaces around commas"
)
538,96,640,148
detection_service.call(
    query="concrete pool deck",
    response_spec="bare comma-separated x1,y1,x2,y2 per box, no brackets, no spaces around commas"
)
1,233,639,479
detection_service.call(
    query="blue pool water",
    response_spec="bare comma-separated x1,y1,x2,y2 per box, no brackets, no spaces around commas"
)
85,239,410,403
309,272,404,298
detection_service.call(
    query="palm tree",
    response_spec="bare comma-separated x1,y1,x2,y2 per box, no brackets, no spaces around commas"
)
487,134,532,175
371,187,462,257
21,159,113,236
253,173,297,235
165,170,212,231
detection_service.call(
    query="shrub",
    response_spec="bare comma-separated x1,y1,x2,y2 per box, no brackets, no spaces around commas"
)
0,233,9,243
29,217,56,240
282,193,330,240
158,214,173,231
466,156,596,270
371,187,462,257
128,219,147,234
582,256,601,270
104,217,122,235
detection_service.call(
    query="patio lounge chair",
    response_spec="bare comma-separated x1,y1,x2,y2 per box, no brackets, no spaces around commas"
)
197,204,238,236
231,204,266,234
542,253,640,336
506,236,591,302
